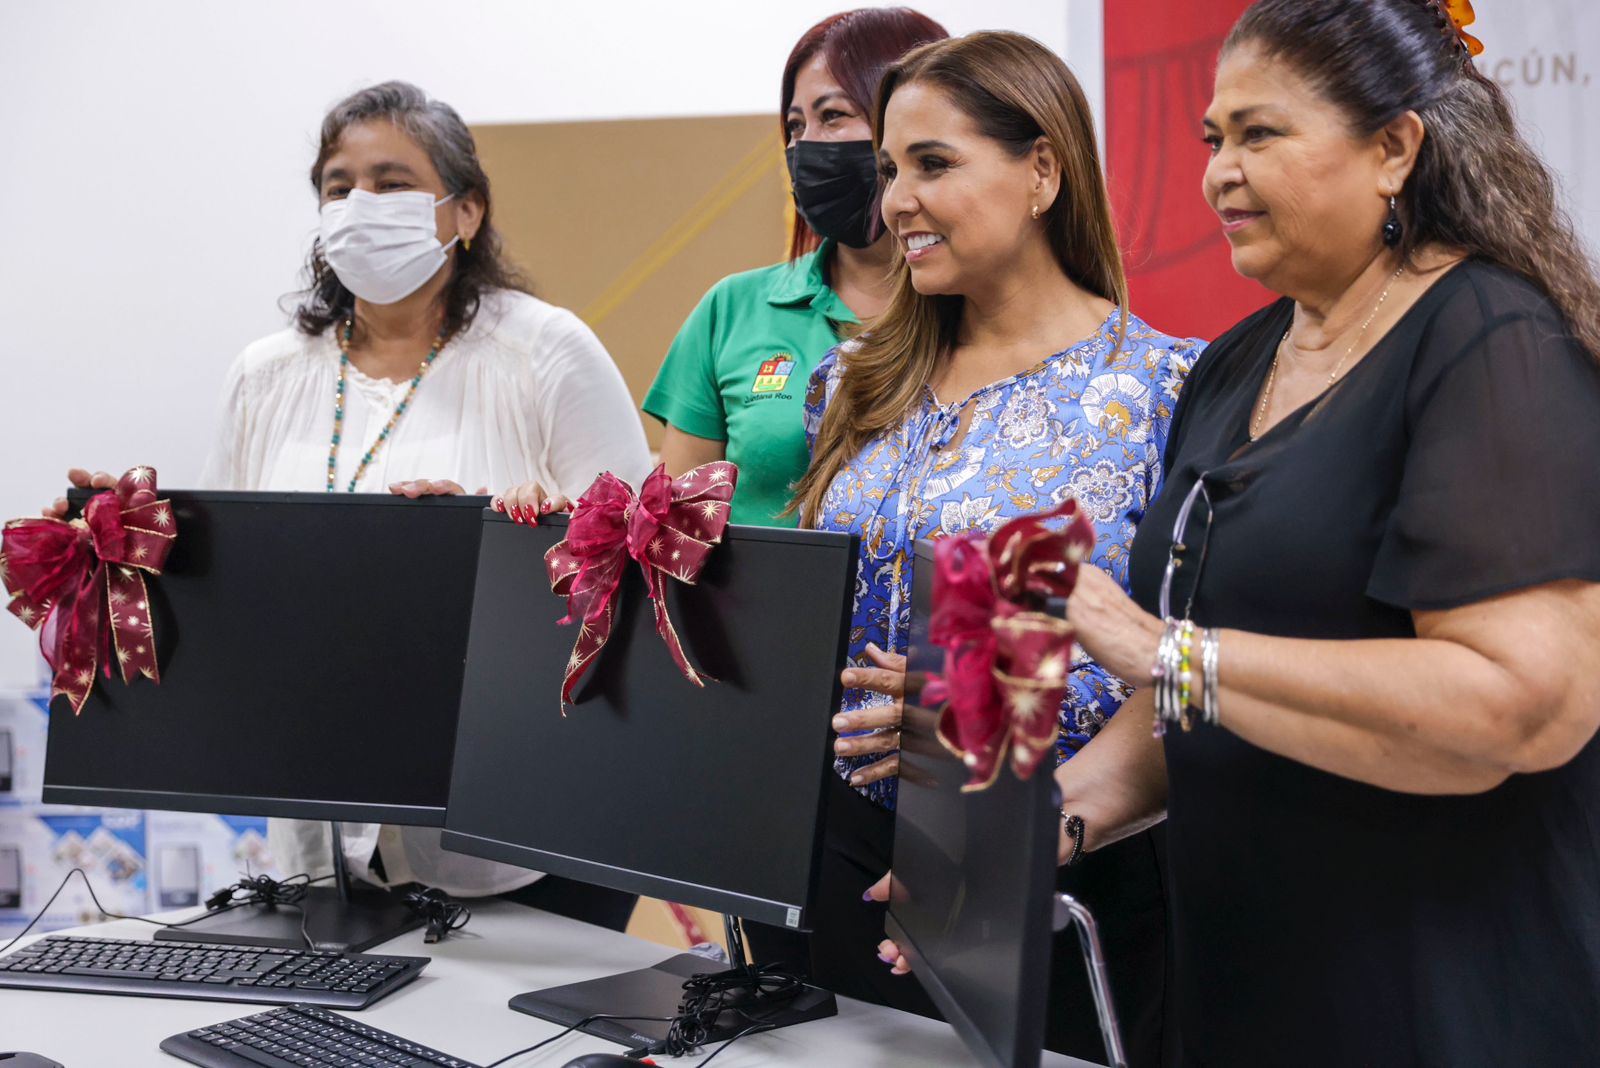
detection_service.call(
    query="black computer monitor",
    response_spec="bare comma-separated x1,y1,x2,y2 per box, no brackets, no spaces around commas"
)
42,490,487,949
883,539,1072,1068
441,510,857,1048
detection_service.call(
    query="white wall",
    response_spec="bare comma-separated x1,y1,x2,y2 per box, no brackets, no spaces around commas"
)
1473,2,1600,250
0,1,1086,688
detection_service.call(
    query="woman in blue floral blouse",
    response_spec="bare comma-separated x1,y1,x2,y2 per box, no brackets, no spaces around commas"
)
787,32,1202,1066
807,317,1196,803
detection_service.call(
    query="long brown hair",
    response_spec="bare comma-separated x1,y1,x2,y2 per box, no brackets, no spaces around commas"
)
781,7,950,259
793,31,1129,526
1225,0,1600,361
291,81,532,339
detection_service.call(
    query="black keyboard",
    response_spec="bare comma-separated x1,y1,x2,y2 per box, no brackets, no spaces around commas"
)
0,934,427,1009
162,1005,480,1067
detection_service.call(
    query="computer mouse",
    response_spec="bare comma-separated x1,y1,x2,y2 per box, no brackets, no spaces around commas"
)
0,1054,66,1068
561,1055,650,1068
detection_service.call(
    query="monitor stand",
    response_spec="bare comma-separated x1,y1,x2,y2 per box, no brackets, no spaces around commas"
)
509,914,837,1051
1055,892,1129,1068
154,822,423,952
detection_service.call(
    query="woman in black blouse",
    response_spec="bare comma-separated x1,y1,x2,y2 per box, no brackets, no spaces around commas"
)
1068,1,1600,1063
882,1,1600,1064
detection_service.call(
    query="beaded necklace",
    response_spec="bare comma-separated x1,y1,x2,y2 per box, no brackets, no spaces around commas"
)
326,319,448,493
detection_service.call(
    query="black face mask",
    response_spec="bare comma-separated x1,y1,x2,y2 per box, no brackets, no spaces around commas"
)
786,139,882,249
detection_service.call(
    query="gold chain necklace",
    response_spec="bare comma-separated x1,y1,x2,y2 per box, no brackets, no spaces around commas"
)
1250,265,1404,441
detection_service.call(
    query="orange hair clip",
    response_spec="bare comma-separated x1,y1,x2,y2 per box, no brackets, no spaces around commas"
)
1431,0,1485,57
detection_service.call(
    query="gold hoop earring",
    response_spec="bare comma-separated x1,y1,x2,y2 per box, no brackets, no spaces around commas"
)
1031,204,1040,221
463,236,473,252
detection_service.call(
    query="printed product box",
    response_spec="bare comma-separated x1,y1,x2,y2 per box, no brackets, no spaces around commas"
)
145,811,279,910
0,805,148,937
0,692,50,804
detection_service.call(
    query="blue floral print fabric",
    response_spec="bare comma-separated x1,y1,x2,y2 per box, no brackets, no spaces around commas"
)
805,310,1203,808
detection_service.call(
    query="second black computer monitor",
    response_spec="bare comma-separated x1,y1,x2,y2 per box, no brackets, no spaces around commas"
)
442,511,858,1046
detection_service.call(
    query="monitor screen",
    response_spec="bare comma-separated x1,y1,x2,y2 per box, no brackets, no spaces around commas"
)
441,512,856,930
42,491,485,825
884,539,1061,1068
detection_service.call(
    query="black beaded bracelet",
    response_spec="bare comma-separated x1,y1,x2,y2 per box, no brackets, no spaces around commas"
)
1061,812,1086,867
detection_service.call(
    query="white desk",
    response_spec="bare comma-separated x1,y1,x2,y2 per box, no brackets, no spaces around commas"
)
1,902,1100,1067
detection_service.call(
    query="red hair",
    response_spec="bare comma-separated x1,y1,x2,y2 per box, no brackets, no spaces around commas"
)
782,7,949,260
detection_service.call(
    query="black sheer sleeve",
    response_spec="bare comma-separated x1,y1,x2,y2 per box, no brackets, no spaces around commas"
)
1368,267,1600,610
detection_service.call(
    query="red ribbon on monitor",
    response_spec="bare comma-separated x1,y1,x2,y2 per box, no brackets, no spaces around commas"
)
928,499,1096,790
544,461,737,711
1,466,178,714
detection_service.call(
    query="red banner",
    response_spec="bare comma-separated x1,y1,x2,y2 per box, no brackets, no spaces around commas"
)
1106,0,1272,340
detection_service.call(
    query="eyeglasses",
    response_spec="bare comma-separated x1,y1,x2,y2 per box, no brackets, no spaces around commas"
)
1158,475,1213,623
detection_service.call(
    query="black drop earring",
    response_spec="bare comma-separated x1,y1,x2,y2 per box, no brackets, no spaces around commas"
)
1382,195,1403,248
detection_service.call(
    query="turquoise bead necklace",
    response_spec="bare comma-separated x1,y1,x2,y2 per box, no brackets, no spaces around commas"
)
326,318,449,493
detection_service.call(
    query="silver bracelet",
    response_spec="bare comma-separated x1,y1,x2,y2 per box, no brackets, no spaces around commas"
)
1152,617,1182,736
1201,627,1220,727
1152,619,1171,734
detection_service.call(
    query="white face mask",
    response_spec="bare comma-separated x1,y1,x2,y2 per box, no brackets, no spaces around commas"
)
319,189,459,305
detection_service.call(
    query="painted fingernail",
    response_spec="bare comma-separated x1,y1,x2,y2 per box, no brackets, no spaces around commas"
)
878,953,896,963
540,497,553,514
863,890,875,902
849,773,864,785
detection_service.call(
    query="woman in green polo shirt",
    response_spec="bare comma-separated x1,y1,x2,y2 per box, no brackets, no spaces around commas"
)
643,7,949,526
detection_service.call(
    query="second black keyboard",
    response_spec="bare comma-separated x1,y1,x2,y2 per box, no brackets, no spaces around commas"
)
162,1005,480,1067
0,934,427,1009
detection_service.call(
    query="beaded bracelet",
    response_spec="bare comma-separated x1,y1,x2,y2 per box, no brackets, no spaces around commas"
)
1177,619,1196,731
1061,812,1086,867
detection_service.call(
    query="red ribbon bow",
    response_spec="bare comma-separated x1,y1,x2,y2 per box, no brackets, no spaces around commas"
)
1,467,178,714
544,461,737,710
928,499,1096,791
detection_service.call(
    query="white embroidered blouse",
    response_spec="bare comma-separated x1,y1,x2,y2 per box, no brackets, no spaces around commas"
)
201,287,651,896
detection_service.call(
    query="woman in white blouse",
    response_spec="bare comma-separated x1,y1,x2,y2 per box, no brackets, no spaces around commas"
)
52,82,649,921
